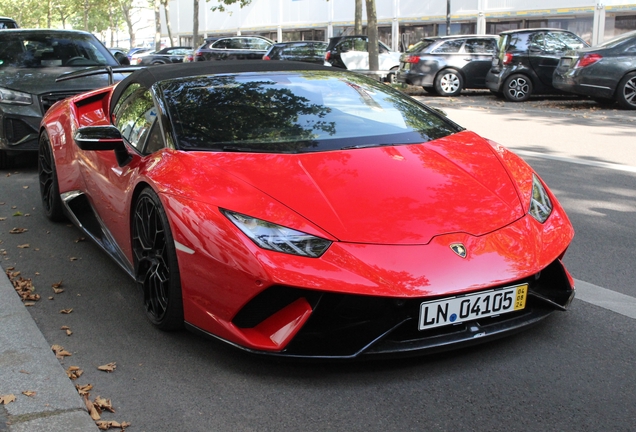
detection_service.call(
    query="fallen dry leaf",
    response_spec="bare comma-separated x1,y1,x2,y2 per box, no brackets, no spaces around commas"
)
22,390,36,397
23,186,29,189
66,366,83,380
75,237,86,243
0,217,6,221
51,344,72,359
17,244,29,248
19,370,30,374
97,362,116,373
94,396,115,413
52,281,63,288
0,394,16,404
95,421,131,430
9,227,27,233
70,257,78,261
76,383,93,396
59,308,73,314
84,394,101,420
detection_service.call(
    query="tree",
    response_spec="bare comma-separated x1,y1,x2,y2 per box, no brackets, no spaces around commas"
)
160,0,174,46
193,0,199,49
354,0,362,35
153,0,161,50
365,0,379,72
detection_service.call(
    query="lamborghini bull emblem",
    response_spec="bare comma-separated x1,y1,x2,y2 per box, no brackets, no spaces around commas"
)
450,243,467,258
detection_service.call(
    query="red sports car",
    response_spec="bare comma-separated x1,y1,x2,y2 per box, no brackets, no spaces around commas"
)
39,61,575,359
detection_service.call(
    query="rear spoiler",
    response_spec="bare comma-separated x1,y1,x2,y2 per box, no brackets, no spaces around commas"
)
56,66,144,85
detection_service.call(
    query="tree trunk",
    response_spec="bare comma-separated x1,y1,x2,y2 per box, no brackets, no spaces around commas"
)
47,0,52,28
154,0,161,50
365,0,379,72
193,0,199,49
121,2,136,48
108,0,115,47
163,0,174,46
84,0,90,32
354,0,362,35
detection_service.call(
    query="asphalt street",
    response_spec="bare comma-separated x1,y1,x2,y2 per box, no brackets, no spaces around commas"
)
1,92,635,431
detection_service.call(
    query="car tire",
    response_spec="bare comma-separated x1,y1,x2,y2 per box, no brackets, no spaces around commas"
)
434,69,463,97
38,132,66,222
503,74,533,102
151,61,166,65
132,187,184,331
616,72,636,110
385,67,399,84
423,86,437,94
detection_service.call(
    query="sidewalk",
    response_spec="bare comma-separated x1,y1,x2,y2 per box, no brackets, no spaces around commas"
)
0,271,98,431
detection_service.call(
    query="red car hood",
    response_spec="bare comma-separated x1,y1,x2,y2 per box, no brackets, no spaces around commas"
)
184,131,525,244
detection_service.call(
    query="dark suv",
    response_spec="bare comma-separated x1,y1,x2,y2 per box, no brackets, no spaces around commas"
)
0,17,18,29
195,35,273,62
486,28,588,101
263,41,327,64
397,35,498,96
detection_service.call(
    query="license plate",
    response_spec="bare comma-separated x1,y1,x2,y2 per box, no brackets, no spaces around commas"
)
419,284,528,330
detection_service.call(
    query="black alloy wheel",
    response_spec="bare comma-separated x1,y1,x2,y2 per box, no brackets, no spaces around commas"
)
503,74,533,102
434,69,463,96
617,72,636,110
38,132,65,221
132,188,184,331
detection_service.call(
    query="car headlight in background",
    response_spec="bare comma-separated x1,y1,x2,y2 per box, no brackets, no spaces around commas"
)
222,209,332,258
0,87,32,105
529,174,552,223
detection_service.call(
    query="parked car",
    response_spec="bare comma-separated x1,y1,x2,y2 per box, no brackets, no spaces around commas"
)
135,46,192,65
553,30,636,110
182,50,194,63
38,60,575,358
0,17,18,29
194,35,273,61
0,29,122,168
126,47,152,62
486,28,588,102
397,35,499,96
262,41,327,64
325,35,401,82
109,47,129,65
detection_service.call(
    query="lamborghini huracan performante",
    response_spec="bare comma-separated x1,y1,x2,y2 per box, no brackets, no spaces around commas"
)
39,61,575,359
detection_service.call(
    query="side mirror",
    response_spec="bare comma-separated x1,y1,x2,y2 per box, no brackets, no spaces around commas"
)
74,126,131,166
74,126,124,150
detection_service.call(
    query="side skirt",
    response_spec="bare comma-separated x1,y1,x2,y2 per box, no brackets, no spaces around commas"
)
61,191,134,278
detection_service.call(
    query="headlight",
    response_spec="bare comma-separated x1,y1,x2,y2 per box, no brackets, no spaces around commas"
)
0,87,32,105
222,209,332,258
529,174,552,223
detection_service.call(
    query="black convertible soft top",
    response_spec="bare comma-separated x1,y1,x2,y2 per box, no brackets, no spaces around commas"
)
110,60,334,113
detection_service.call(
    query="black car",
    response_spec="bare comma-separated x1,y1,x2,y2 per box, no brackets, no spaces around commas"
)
486,28,588,101
109,47,130,65
194,35,273,62
136,46,192,65
325,35,402,81
397,35,498,96
553,30,636,110
0,29,122,168
262,41,327,64
0,17,18,29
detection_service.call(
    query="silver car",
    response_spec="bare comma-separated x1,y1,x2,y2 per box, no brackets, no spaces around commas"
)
397,35,498,96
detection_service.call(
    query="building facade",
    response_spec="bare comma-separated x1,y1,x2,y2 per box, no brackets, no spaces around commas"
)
164,0,636,49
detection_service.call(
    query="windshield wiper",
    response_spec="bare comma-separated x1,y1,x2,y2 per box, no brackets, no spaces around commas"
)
341,143,397,150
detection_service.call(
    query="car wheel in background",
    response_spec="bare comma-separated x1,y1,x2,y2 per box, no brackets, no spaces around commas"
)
616,72,636,110
434,70,463,96
132,188,184,331
423,86,438,94
38,132,66,221
151,61,166,65
386,67,399,84
503,74,533,102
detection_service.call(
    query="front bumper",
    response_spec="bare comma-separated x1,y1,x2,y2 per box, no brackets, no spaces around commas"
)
188,258,574,359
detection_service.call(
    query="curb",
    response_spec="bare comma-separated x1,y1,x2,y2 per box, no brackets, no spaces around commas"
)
0,272,99,431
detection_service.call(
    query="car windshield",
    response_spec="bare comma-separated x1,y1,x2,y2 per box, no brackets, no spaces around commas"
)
0,32,117,68
160,70,459,153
